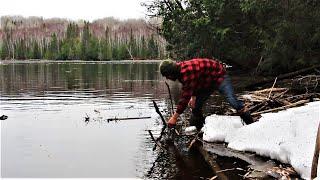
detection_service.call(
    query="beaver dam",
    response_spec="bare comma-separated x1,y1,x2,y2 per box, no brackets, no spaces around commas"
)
147,70,320,179
1,61,319,179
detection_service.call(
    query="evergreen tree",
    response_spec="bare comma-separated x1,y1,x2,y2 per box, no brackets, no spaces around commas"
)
81,21,91,60
0,40,9,59
28,40,41,59
100,27,112,60
45,33,59,60
139,35,148,59
15,38,27,59
88,36,99,60
147,35,158,59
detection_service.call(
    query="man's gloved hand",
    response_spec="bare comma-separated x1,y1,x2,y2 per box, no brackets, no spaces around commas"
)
167,115,177,128
188,96,196,109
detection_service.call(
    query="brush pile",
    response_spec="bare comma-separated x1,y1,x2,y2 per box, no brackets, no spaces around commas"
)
241,87,320,118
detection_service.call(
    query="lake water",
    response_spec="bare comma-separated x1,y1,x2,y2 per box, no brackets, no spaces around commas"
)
0,60,245,179
0,61,170,178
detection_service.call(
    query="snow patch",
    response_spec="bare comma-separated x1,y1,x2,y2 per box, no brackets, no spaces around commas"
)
203,101,320,179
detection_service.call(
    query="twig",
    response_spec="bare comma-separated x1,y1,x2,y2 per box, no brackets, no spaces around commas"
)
148,130,167,151
165,81,174,115
187,131,203,151
152,126,166,151
210,176,218,180
164,82,180,135
268,77,278,99
216,168,236,173
254,88,287,94
152,100,167,127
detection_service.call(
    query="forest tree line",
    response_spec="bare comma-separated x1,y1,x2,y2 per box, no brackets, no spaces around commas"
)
144,0,320,75
0,16,166,60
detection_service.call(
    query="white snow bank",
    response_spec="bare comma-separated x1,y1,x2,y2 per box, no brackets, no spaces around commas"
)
202,115,244,142
203,101,320,179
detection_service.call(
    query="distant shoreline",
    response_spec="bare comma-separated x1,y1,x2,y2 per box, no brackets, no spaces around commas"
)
0,59,161,64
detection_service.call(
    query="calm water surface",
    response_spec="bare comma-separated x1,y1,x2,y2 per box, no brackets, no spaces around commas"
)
1,60,249,179
1,61,181,178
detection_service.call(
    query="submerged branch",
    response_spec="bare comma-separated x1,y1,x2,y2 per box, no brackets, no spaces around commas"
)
152,100,167,127
148,130,167,151
107,116,151,122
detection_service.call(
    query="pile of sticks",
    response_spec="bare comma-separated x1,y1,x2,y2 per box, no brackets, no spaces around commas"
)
241,87,320,117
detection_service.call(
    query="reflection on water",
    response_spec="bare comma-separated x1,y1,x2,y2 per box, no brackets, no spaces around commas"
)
0,61,174,178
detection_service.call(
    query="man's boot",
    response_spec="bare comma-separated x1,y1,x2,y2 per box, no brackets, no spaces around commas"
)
238,108,254,125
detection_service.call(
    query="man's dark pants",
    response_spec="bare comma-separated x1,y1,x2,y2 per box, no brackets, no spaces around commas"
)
190,75,252,130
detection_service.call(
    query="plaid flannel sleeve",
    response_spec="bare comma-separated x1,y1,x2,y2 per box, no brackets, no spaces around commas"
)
176,85,193,114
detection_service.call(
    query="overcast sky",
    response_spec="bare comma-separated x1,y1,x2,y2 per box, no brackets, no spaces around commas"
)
0,0,147,21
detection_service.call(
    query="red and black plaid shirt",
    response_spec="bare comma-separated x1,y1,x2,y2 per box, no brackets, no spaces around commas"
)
176,58,226,114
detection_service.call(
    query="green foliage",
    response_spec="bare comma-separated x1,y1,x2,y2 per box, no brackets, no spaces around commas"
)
0,40,9,59
147,35,159,59
45,33,59,60
15,38,27,59
27,40,41,59
145,0,320,74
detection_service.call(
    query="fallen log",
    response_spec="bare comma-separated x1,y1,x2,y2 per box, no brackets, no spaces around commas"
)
199,142,298,179
194,141,228,180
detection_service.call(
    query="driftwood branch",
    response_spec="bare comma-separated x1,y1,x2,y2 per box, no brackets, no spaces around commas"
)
311,123,320,179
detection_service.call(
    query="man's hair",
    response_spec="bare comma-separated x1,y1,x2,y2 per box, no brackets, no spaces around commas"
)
159,59,179,78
